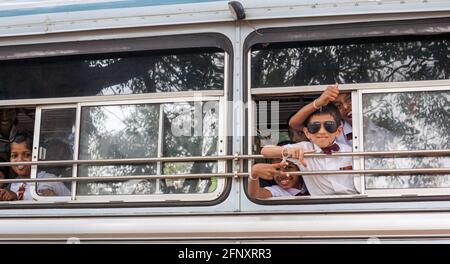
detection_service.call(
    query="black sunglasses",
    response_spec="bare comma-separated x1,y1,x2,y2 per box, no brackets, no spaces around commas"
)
306,121,338,134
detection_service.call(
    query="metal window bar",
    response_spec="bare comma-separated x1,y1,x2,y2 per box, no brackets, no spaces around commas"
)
2,168,450,185
1,149,450,166
1,149,450,184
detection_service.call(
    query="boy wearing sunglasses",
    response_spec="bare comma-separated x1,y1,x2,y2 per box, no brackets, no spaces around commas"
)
262,104,357,196
289,84,353,146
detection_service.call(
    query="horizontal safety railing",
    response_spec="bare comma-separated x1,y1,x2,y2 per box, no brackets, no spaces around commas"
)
0,149,449,184
2,168,450,185
1,149,450,167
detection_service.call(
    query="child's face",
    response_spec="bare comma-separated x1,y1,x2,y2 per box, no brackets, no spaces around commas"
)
334,93,352,124
303,114,342,148
10,142,32,178
272,161,300,189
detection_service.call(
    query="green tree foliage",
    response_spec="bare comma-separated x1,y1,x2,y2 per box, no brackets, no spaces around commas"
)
251,37,450,87
251,35,450,189
363,91,450,189
0,50,224,99
77,100,219,195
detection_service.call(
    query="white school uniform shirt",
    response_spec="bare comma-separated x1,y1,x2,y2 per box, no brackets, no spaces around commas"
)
286,141,357,196
9,171,71,200
336,121,352,147
264,184,308,197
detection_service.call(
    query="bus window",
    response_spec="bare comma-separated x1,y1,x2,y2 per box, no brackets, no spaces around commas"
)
75,99,224,200
162,102,219,194
362,89,450,193
38,108,76,193
0,48,224,100
251,34,450,88
249,33,450,201
0,39,229,203
77,103,160,195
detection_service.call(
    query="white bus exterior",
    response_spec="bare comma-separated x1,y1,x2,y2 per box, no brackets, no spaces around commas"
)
1,0,450,243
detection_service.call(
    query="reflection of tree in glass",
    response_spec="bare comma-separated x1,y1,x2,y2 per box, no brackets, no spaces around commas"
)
38,108,76,190
162,102,219,194
77,101,220,195
1,50,224,100
90,52,224,95
363,91,450,189
87,58,122,68
251,37,450,87
78,104,159,195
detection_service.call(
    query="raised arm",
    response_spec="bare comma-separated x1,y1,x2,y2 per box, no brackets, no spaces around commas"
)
260,145,284,159
248,162,286,199
289,84,340,130
261,144,314,167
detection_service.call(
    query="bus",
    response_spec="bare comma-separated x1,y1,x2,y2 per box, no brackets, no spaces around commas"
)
0,0,450,243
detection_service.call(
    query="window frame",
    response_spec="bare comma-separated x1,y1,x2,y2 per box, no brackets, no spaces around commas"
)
246,18,450,205
0,34,233,205
248,83,450,203
28,95,228,203
30,104,78,203
358,85,450,197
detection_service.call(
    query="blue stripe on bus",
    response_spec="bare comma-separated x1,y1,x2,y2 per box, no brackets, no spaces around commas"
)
0,0,225,18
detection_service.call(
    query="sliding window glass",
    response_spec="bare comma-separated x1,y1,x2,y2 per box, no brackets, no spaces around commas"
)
75,99,225,201
0,48,224,100
16,43,229,203
361,89,450,195
162,101,219,194
32,107,75,199
251,34,450,88
78,104,159,196
249,32,450,200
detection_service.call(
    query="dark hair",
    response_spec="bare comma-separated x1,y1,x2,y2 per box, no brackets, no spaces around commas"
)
304,104,342,126
277,140,295,147
11,130,33,151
